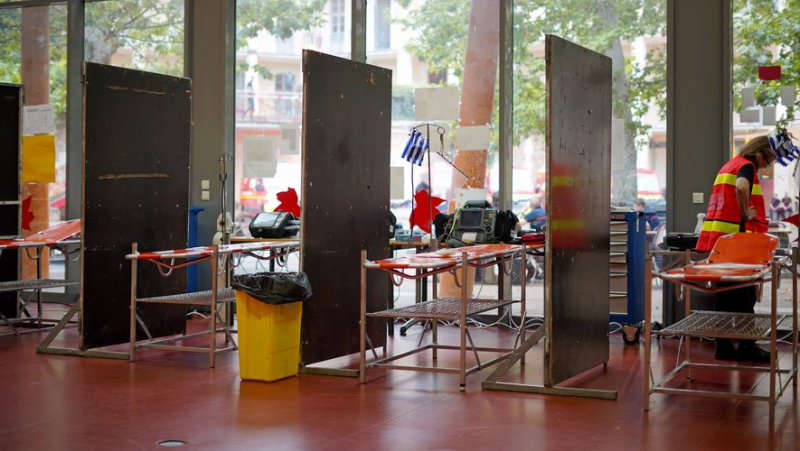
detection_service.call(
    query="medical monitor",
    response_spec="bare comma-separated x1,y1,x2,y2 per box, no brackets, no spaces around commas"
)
458,209,485,230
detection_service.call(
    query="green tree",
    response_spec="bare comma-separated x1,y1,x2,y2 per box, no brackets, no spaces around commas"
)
397,0,666,203
733,0,800,129
0,7,67,112
84,0,185,77
399,0,800,202
0,0,327,113
236,0,327,79
0,2,182,115
0,8,22,85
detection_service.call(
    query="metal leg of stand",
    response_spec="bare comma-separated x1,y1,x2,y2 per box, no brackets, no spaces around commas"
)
400,267,427,335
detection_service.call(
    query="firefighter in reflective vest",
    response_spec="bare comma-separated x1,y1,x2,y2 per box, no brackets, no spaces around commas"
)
696,143,772,252
696,136,777,362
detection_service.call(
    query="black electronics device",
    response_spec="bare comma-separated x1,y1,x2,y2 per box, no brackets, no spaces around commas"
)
664,232,699,251
249,211,299,238
448,200,497,246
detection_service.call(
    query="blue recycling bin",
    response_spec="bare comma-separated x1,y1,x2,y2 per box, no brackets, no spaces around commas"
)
187,205,205,292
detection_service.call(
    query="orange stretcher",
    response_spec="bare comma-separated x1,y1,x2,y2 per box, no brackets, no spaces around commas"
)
360,243,527,390
658,232,777,283
125,240,300,368
0,220,82,335
644,232,799,423
127,240,299,261
364,243,526,277
0,219,81,252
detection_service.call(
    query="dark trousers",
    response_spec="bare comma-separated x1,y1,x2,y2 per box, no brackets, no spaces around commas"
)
714,283,757,314
715,283,758,349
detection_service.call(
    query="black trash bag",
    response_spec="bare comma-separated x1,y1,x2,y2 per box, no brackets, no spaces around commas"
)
231,272,313,305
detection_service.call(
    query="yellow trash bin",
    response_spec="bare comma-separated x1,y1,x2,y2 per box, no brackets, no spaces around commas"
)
235,290,302,382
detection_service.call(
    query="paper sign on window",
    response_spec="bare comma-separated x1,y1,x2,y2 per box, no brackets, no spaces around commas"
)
390,166,405,200
456,125,491,151
453,188,486,210
23,104,55,136
414,87,459,121
22,135,56,183
243,136,278,178
280,124,299,155
739,109,760,123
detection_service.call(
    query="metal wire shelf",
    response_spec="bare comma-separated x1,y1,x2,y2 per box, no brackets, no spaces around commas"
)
0,279,79,293
136,288,236,306
655,310,787,340
367,297,516,320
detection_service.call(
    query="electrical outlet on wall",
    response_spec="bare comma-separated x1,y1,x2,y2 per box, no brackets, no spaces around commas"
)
692,192,704,204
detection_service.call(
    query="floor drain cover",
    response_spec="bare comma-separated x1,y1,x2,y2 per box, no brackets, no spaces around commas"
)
157,440,187,447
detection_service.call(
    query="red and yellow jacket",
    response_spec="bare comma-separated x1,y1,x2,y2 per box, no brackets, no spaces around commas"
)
696,156,767,252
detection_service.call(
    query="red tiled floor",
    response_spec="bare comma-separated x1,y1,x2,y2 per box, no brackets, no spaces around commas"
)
0,318,798,450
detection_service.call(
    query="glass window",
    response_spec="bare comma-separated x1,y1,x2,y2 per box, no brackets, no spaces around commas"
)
84,0,185,77
0,8,22,84
373,0,390,50
276,36,294,54
329,0,346,51
732,0,800,226
512,1,667,222
234,0,345,237
0,5,67,227
369,1,497,231
0,4,67,281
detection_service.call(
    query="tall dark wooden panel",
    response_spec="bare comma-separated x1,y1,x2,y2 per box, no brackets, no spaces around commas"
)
0,83,22,318
81,63,191,349
300,50,391,365
544,36,612,386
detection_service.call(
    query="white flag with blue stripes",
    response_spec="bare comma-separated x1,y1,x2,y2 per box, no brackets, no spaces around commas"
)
401,129,428,166
769,129,800,167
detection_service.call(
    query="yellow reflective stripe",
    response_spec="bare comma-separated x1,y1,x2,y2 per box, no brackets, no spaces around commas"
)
701,220,740,235
713,173,738,186
551,175,574,186
550,219,584,230
713,173,763,195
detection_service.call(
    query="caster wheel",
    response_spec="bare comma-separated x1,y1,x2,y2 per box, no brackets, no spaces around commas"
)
651,321,663,340
622,325,640,345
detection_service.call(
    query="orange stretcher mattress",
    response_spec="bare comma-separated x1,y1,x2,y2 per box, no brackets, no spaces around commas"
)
127,240,300,260
659,262,772,282
658,233,779,283
365,243,522,270
364,256,459,270
424,243,521,260
0,219,81,250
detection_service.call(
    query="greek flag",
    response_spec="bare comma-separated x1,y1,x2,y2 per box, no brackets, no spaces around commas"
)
401,129,428,166
768,129,800,166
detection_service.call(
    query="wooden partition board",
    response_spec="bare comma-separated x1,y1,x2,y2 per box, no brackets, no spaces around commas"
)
300,50,392,365
544,35,612,386
0,83,22,318
81,63,191,350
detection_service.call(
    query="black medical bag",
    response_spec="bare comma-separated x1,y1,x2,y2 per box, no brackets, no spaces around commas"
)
664,233,699,251
249,211,298,238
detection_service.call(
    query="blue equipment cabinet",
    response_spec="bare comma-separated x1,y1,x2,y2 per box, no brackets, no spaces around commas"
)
609,212,647,341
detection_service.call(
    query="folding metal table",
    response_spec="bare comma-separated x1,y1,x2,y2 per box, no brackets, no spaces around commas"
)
359,243,526,390
0,220,81,336
126,240,300,367
644,233,798,422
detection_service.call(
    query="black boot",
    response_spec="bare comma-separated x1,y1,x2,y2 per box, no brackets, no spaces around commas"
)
714,339,737,360
737,341,771,363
